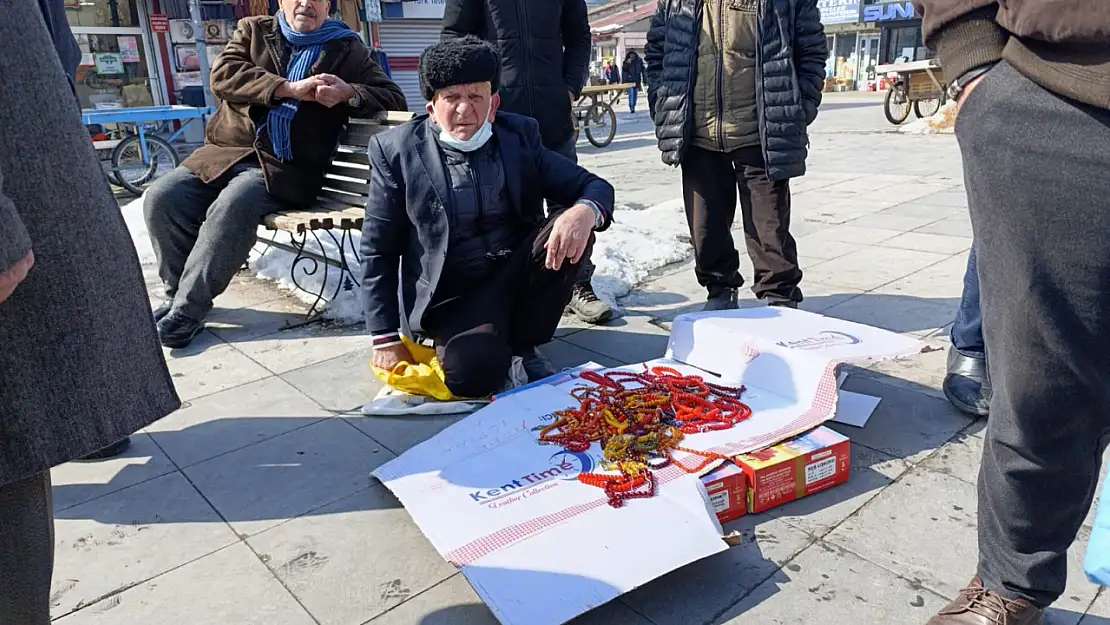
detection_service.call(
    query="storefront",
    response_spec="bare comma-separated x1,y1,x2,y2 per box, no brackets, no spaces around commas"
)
861,0,934,64
66,0,168,110
817,0,881,91
378,0,446,110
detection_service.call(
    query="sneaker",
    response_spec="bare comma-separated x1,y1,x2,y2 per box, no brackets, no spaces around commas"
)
943,346,991,417
927,577,1043,625
78,437,132,461
566,283,613,325
518,348,557,383
704,288,739,312
152,297,174,322
157,311,205,349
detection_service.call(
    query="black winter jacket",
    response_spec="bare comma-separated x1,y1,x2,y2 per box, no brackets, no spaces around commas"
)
441,0,592,148
644,0,826,180
623,53,646,88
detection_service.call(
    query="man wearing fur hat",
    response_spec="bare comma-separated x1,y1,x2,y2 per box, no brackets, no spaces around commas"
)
361,36,615,398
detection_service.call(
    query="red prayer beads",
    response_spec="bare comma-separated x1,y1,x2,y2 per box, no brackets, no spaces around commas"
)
538,365,752,508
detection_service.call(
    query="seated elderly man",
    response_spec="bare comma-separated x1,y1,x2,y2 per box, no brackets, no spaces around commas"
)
362,36,615,398
143,0,406,348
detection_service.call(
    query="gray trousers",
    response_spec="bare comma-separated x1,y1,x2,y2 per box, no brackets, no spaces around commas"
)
144,164,285,320
0,472,53,625
546,135,595,286
961,61,1110,608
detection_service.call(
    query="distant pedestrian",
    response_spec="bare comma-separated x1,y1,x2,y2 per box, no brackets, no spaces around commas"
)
645,0,826,310
604,59,621,85
914,0,1110,623
0,2,181,623
622,50,644,113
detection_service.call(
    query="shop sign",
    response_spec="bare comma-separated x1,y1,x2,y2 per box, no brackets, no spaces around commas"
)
94,52,124,75
401,0,445,19
118,36,140,63
863,0,916,22
149,13,170,33
817,0,861,25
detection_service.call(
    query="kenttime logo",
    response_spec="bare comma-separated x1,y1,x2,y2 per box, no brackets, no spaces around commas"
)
775,331,861,350
469,451,596,506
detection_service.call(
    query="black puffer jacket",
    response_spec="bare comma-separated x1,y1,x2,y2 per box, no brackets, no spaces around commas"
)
441,0,592,148
644,0,827,180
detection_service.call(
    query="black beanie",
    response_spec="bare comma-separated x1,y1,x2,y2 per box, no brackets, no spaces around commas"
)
418,35,501,101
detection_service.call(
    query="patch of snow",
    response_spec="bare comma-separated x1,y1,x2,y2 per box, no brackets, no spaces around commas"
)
121,194,691,324
898,102,957,135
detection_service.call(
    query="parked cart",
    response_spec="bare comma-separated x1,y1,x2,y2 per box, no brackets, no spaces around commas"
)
875,59,946,125
82,104,213,197
572,82,634,148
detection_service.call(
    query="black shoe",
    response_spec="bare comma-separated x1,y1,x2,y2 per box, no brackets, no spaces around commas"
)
78,437,132,461
704,288,739,312
566,283,613,325
157,311,205,349
768,300,798,309
943,346,990,417
518,348,557,383
152,297,174,322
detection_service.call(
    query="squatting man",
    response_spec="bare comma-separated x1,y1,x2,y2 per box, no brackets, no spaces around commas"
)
361,36,616,398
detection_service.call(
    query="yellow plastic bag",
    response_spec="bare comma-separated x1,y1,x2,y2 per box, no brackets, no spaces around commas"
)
371,336,458,401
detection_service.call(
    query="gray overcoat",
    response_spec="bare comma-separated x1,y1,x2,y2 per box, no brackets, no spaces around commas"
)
0,0,181,487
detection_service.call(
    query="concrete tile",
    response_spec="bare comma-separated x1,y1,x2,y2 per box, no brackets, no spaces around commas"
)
233,323,372,375
164,343,272,402
214,274,293,311
344,411,470,457
365,575,499,625
51,472,239,618
770,445,910,538
845,213,946,233
918,431,983,485
559,314,671,365
877,232,971,255
540,338,624,368
917,191,970,208
802,247,951,291
798,283,866,314
874,253,970,300
797,224,904,246
796,239,865,261
822,292,958,335
54,542,315,625
714,540,949,624
829,375,971,464
147,376,331,468
281,347,383,412
1076,587,1110,623
915,214,974,237
620,261,707,318
247,485,455,625
206,297,310,344
51,433,177,512
825,468,1098,622
183,418,395,537
880,202,963,219
859,337,949,400
624,517,813,624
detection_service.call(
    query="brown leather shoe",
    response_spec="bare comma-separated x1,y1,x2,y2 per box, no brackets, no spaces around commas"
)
927,578,1043,625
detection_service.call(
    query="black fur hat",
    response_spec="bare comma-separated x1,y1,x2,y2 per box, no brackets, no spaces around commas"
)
418,35,501,101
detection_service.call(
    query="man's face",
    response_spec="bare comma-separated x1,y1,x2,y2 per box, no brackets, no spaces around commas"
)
426,82,499,141
282,0,327,32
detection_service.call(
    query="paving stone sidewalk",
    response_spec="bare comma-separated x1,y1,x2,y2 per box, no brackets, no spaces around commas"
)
50,95,1109,625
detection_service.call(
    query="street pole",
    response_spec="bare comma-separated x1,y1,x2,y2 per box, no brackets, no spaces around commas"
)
188,0,216,109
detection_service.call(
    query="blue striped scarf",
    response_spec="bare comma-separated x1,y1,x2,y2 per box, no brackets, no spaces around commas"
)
266,12,359,161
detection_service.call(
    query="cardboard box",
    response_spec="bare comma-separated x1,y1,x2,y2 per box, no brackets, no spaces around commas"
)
734,426,850,514
700,462,748,524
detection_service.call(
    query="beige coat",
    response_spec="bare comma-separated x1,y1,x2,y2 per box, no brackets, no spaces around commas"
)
691,0,761,152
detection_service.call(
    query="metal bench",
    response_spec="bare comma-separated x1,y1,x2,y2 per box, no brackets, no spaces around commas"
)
254,110,414,316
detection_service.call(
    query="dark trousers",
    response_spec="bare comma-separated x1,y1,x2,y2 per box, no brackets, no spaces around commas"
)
546,135,595,287
0,472,53,625
950,246,985,357
423,218,585,398
144,164,285,320
961,61,1110,608
680,144,802,303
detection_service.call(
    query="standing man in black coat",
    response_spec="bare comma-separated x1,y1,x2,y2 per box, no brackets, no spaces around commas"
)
645,0,826,311
440,0,613,325
622,50,645,114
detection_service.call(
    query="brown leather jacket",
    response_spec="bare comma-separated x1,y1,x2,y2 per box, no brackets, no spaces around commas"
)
914,1,1110,110
182,16,407,207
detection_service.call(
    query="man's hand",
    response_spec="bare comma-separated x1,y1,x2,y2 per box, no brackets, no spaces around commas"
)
372,343,414,371
0,250,34,304
276,76,326,101
314,73,357,108
545,204,596,270
956,75,985,113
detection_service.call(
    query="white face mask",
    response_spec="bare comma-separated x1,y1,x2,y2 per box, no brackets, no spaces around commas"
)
437,104,494,152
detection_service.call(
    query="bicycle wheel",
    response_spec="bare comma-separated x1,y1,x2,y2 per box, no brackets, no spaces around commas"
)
112,134,179,196
585,102,617,147
914,97,942,118
884,87,911,125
